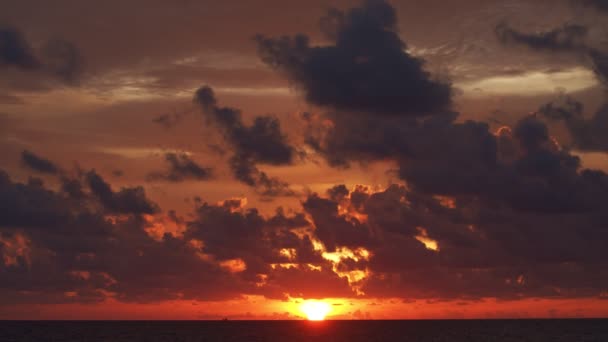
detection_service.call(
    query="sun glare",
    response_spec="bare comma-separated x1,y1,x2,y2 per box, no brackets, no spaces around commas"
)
301,300,331,321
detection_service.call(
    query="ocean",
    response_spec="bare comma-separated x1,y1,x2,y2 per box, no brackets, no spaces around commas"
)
1,319,607,341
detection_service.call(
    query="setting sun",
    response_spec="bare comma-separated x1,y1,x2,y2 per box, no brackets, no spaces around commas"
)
300,301,332,321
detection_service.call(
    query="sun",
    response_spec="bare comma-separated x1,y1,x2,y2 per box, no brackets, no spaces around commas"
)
300,300,331,321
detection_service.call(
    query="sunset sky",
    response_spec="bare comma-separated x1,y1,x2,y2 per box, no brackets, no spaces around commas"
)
1,0,608,320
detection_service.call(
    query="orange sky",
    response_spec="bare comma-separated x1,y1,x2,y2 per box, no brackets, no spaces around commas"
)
2,0,608,320
2,297,608,320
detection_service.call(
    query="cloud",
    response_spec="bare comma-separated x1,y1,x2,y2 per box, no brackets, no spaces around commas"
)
0,25,83,85
494,22,607,89
194,86,294,166
292,179,608,300
228,156,295,198
0,164,356,304
303,189,373,252
152,113,177,128
276,2,608,224
85,170,159,215
580,0,608,12
255,0,451,116
3,147,608,304
495,23,588,52
0,169,245,304
147,153,213,182
540,96,608,151
253,1,608,301
495,11,608,152
397,114,608,214
20,150,59,174
0,26,39,70
341,181,607,299
152,107,191,129
40,39,84,85
194,85,296,197
588,48,608,86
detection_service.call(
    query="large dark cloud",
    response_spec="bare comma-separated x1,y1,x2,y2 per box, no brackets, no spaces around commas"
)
194,85,296,197
0,25,83,85
147,152,213,182
256,0,451,116
20,150,59,175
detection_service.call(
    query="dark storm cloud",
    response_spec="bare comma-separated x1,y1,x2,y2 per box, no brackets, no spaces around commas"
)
0,25,83,85
255,0,451,116
20,150,59,174
147,153,213,182
194,85,296,197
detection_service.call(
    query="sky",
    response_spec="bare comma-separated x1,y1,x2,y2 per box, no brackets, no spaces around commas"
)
1,0,608,320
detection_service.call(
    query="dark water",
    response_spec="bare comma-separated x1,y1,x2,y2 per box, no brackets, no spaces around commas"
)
1,320,607,341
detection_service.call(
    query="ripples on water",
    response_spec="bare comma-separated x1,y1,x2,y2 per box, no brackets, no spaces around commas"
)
1,319,607,341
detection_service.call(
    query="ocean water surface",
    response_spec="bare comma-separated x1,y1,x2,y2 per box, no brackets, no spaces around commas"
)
1,319,607,341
